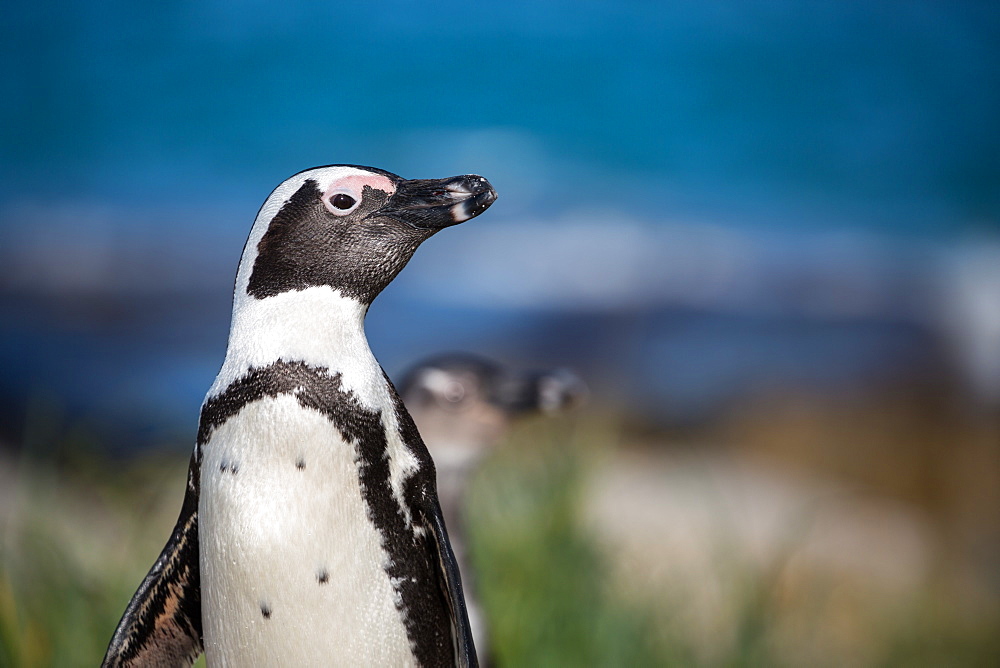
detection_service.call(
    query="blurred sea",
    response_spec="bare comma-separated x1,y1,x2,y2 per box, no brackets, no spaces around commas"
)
1,1,998,447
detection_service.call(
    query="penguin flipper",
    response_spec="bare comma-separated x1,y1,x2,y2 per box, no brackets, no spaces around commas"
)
102,455,202,668
422,498,479,668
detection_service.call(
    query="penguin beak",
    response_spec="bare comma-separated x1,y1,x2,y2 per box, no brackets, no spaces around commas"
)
379,175,497,229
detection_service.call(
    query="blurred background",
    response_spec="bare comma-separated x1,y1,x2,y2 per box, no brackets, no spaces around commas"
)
1,1,999,665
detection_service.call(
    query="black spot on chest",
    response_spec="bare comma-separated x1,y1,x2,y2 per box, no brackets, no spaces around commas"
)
196,361,456,666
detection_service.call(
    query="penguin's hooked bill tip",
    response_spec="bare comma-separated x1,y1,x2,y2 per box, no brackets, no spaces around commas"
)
382,174,497,229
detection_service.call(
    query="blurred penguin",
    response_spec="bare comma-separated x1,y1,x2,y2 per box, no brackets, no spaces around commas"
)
399,354,586,658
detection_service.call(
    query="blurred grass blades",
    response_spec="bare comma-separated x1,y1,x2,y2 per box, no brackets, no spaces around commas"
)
2,413,998,666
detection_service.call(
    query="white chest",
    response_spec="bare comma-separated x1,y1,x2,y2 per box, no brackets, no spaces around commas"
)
198,394,415,667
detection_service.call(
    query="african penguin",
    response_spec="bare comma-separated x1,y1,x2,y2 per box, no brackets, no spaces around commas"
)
102,165,496,667
399,354,587,659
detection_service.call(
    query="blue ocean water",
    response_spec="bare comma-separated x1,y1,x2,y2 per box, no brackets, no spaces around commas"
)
2,1,997,230
1,1,998,445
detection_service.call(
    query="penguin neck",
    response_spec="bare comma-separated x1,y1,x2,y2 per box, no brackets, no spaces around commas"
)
208,285,383,406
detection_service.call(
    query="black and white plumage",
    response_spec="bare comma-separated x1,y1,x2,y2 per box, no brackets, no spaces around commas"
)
399,354,586,659
102,165,496,667
399,354,586,492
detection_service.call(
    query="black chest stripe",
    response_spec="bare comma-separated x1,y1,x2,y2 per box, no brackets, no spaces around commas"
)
198,361,455,666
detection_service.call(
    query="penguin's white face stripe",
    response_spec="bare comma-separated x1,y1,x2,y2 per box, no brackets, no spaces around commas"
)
234,165,392,301
417,368,468,403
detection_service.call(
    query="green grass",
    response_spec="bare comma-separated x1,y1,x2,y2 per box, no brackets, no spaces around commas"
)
1,415,997,667
468,416,1000,667
0,441,196,668
467,418,674,666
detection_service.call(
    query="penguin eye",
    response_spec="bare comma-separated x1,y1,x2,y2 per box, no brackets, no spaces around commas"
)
442,380,466,404
323,190,361,216
332,194,355,209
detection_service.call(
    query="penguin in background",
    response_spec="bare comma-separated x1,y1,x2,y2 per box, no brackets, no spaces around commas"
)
398,354,587,659
102,165,496,667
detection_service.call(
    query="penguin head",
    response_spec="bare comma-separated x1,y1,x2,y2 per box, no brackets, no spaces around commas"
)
399,354,588,455
238,165,496,305
401,354,588,418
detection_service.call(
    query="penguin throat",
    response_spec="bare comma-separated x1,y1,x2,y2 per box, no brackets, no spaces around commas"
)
208,286,377,404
